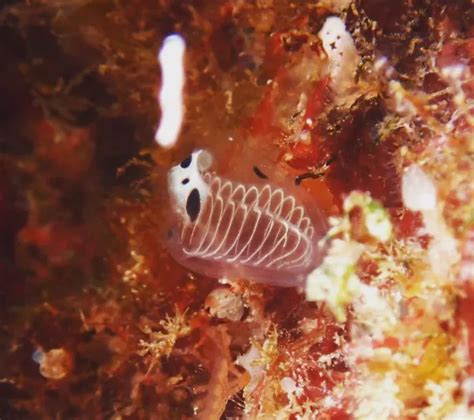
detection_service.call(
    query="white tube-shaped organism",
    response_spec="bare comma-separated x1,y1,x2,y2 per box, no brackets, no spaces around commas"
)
155,34,186,148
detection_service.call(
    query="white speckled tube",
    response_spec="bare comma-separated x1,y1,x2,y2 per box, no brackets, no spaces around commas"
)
155,34,186,148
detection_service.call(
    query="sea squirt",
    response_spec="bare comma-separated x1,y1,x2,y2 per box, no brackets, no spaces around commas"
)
166,149,328,287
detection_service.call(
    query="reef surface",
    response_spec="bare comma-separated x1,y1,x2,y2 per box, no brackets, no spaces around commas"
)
0,0,473,418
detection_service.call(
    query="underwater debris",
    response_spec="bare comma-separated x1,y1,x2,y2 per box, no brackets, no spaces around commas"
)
205,286,245,322
343,191,393,243
138,310,191,365
402,164,460,279
352,372,403,420
237,326,279,408
33,348,73,380
402,164,437,212
306,238,364,322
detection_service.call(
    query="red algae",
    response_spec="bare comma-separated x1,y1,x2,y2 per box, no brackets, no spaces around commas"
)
1,0,473,419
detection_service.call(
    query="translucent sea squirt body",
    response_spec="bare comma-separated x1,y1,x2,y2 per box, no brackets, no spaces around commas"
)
166,150,328,286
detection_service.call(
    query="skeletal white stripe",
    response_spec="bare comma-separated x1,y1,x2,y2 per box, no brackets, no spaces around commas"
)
228,208,263,263
242,211,276,263
207,191,236,257
269,224,303,268
259,224,290,268
181,174,314,273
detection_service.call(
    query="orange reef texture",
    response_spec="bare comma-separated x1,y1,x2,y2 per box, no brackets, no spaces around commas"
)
0,0,473,419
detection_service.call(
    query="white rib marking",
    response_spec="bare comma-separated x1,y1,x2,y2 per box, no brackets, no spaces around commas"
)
180,174,316,275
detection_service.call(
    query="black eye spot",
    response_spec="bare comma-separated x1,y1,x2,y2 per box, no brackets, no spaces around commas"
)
186,188,200,222
182,178,189,185
253,166,268,179
180,155,192,168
